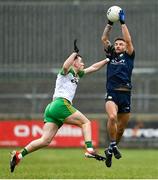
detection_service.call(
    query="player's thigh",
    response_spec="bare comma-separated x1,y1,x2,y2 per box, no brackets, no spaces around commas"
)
42,122,59,141
64,110,89,126
117,113,130,129
105,101,118,117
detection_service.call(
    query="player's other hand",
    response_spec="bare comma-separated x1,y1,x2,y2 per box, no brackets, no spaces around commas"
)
74,39,79,53
119,9,125,24
108,20,114,26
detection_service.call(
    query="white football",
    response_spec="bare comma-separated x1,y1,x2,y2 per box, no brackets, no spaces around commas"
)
107,6,122,22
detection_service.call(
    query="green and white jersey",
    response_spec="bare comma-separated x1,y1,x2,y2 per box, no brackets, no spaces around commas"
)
53,68,85,103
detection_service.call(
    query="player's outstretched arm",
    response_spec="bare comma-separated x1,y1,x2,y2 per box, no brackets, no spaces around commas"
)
62,52,78,74
84,58,110,74
119,10,134,55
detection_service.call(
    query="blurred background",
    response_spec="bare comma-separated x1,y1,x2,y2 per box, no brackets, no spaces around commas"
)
0,0,158,148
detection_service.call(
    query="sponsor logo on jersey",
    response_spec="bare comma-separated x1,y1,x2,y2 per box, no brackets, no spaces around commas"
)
111,58,125,65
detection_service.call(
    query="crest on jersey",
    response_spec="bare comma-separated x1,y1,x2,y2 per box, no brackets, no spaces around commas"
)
107,96,112,99
71,77,79,85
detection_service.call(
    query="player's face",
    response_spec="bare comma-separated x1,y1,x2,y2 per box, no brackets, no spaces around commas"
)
114,40,126,53
74,57,85,70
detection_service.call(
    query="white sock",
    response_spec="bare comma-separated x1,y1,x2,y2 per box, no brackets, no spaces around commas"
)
87,147,94,152
18,153,23,159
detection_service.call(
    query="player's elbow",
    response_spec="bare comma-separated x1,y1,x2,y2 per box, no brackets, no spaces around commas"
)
101,37,110,48
101,36,107,43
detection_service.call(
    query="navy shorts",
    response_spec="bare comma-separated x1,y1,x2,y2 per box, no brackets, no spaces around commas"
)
105,90,131,113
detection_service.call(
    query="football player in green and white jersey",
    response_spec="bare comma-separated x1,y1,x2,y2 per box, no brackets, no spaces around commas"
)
10,40,109,173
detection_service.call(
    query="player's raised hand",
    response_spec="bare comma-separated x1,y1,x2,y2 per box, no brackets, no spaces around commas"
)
108,20,114,26
74,39,79,53
119,9,125,24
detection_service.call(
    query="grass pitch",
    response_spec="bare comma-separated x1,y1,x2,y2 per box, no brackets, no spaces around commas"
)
1,148,158,179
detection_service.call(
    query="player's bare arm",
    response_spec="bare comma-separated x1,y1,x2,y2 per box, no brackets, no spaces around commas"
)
119,10,134,55
101,24,113,50
84,58,109,74
62,52,78,74
121,24,134,55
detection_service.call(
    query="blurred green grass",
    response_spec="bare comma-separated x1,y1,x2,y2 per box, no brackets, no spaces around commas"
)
1,148,158,179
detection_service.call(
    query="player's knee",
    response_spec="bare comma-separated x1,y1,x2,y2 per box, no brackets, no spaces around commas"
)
81,120,91,129
84,120,91,126
108,113,117,122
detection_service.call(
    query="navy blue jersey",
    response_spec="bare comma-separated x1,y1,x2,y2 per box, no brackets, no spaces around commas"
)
105,46,135,91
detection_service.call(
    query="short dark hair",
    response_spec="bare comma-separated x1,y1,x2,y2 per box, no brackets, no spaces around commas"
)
114,37,125,43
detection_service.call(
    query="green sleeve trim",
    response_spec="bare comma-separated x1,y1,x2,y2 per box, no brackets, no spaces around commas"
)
59,67,75,76
69,68,76,76
59,67,84,78
78,70,85,78
59,68,65,75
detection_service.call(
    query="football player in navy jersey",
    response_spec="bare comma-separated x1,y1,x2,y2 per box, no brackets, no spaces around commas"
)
101,9,135,167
